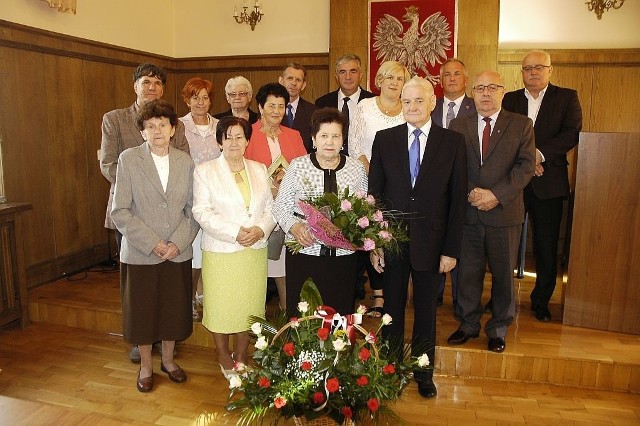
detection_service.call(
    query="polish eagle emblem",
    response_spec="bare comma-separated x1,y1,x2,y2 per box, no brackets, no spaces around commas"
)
373,5,452,85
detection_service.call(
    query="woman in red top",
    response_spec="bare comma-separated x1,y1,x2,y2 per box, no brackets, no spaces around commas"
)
245,83,306,310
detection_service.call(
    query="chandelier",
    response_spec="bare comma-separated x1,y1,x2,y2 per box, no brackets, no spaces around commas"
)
233,1,264,31
585,0,625,20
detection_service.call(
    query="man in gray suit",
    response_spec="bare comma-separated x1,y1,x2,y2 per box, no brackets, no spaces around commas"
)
431,58,476,308
100,63,190,362
447,71,535,353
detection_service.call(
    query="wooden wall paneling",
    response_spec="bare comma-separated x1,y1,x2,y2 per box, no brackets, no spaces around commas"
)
81,60,117,261
0,47,56,267
456,0,499,77
564,133,640,334
329,0,370,90
43,55,93,256
591,67,640,132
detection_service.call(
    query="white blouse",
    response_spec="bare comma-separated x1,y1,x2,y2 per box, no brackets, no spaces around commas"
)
348,97,405,161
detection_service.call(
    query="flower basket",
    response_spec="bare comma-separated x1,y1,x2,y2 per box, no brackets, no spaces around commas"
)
293,415,354,426
226,280,432,425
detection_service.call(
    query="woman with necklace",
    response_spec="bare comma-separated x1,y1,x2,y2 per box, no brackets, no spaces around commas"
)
112,100,199,392
179,78,220,321
192,116,275,379
245,83,307,311
347,60,410,318
273,108,367,316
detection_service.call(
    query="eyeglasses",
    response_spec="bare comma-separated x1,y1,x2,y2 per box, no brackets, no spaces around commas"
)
472,84,504,93
227,91,249,98
522,65,551,72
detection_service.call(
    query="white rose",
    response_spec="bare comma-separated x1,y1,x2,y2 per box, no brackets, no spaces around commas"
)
255,336,268,350
251,322,262,336
332,338,347,352
298,301,309,313
382,314,393,326
417,353,430,367
228,374,242,389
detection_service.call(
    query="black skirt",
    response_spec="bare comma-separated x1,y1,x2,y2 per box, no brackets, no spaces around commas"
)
285,251,358,316
120,260,193,345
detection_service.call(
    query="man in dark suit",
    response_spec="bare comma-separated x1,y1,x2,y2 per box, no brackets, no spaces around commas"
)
315,54,374,154
369,77,467,398
502,50,582,322
431,58,476,309
447,71,535,353
100,63,190,363
278,62,317,152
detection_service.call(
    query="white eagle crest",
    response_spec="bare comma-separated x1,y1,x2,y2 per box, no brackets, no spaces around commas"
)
373,6,452,85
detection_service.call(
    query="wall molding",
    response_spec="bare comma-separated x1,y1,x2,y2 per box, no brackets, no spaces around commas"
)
498,49,640,66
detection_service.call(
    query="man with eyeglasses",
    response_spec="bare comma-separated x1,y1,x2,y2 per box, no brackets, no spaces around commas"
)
100,63,190,363
431,58,476,310
502,51,583,322
447,71,535,353
278,62,317,152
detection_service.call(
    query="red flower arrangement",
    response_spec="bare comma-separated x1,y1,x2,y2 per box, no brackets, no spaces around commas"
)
226,279,432,425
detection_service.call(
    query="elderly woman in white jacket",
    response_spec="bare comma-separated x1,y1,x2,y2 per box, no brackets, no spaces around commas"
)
192,116,275,378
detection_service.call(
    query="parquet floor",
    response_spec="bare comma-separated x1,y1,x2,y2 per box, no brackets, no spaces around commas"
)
1,262,639,424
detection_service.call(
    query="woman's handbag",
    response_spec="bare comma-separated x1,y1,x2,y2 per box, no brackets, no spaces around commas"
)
267,227,286,260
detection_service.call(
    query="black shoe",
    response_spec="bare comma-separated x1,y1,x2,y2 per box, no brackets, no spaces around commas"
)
436,294,443,306
484,300,492,313
534,305,552,322
417,378,437,398
447,329,479,345
487,337,506,353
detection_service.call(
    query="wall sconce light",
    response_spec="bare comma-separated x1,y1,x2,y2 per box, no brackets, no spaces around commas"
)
233,1,264,31
586,0,625,20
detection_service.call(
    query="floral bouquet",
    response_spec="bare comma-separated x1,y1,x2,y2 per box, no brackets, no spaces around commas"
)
226,280,431,425
286,188,408,254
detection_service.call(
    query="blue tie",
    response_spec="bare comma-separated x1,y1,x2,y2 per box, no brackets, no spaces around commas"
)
409,129,421,187
287,104,294,126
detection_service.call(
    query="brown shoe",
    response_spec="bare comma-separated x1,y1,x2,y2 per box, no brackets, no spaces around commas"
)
136,370,154,392
161,363,187,383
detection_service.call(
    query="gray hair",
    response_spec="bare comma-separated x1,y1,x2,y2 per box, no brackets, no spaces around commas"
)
224,76,253,98
335,54,362,73
439,58,468,78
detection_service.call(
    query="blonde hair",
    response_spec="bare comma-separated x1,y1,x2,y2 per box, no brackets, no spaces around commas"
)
375,61,411,88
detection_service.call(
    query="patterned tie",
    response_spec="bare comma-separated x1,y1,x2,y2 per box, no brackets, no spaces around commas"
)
409,129,422,187
342,97,350,153
286,104,294,127
482,117,492,163
445,101,456,128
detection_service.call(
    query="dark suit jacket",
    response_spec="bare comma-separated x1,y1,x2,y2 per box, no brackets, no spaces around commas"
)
431,95,476,128
314,87,375,109
100,103,190,229
449,109,536,228
213,108,260,125
280,97,317,153
369,123,468,271
502,83,582,199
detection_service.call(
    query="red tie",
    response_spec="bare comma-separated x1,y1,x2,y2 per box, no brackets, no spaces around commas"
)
482,117,492,162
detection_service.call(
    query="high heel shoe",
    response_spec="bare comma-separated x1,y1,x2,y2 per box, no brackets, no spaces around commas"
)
219,363,235,380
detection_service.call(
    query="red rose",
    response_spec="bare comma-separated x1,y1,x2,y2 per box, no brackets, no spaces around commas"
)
258,376,270,388
283,342,295,356
356,375,369,386
317,328,329,341
341,406,353,419
312,392,325,404
382,364,396,374
301,361,312,371
367,397,379,412
358,347,371,362
326,377,340,393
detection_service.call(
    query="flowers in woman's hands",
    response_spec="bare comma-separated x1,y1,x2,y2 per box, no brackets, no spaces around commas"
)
365,195,376,205
255,336,268,350
373,210,384,222
417,353,430,367
251,322,262,336
357,216,370,228
298,301,309,313
340,199,352,211
362,238,376,251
